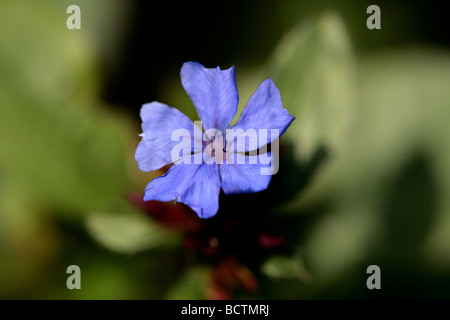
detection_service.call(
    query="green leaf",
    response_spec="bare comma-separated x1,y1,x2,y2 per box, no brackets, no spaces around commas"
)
165,267,209,300
357,50,450,271
297,49,450,284
0,0,134,214
0,0,136,296
268,12,357,162
86,212,174,254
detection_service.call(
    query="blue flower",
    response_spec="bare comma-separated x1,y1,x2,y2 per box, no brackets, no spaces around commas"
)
135,62,294,219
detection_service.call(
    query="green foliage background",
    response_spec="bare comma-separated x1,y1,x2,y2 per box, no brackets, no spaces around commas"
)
1,0,449,299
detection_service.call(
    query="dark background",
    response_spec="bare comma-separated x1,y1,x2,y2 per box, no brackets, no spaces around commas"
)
103,0,450,112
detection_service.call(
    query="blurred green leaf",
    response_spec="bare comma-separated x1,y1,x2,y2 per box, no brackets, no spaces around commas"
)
0,0,136,297
86,212,174,254
295,49,450,287
268,12,357,162
261,251,312,282
165,267,209,300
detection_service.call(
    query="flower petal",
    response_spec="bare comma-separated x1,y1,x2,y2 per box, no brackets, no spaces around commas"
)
219,153,273,195
230,79,294,152
181,62,238,133
144,159,221,219
135,102,202,172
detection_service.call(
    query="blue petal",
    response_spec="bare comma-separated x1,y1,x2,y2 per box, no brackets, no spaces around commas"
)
180,62,238,133
219,153,273,195
144,159,221,219
229,79,294,152
135,102,202,172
